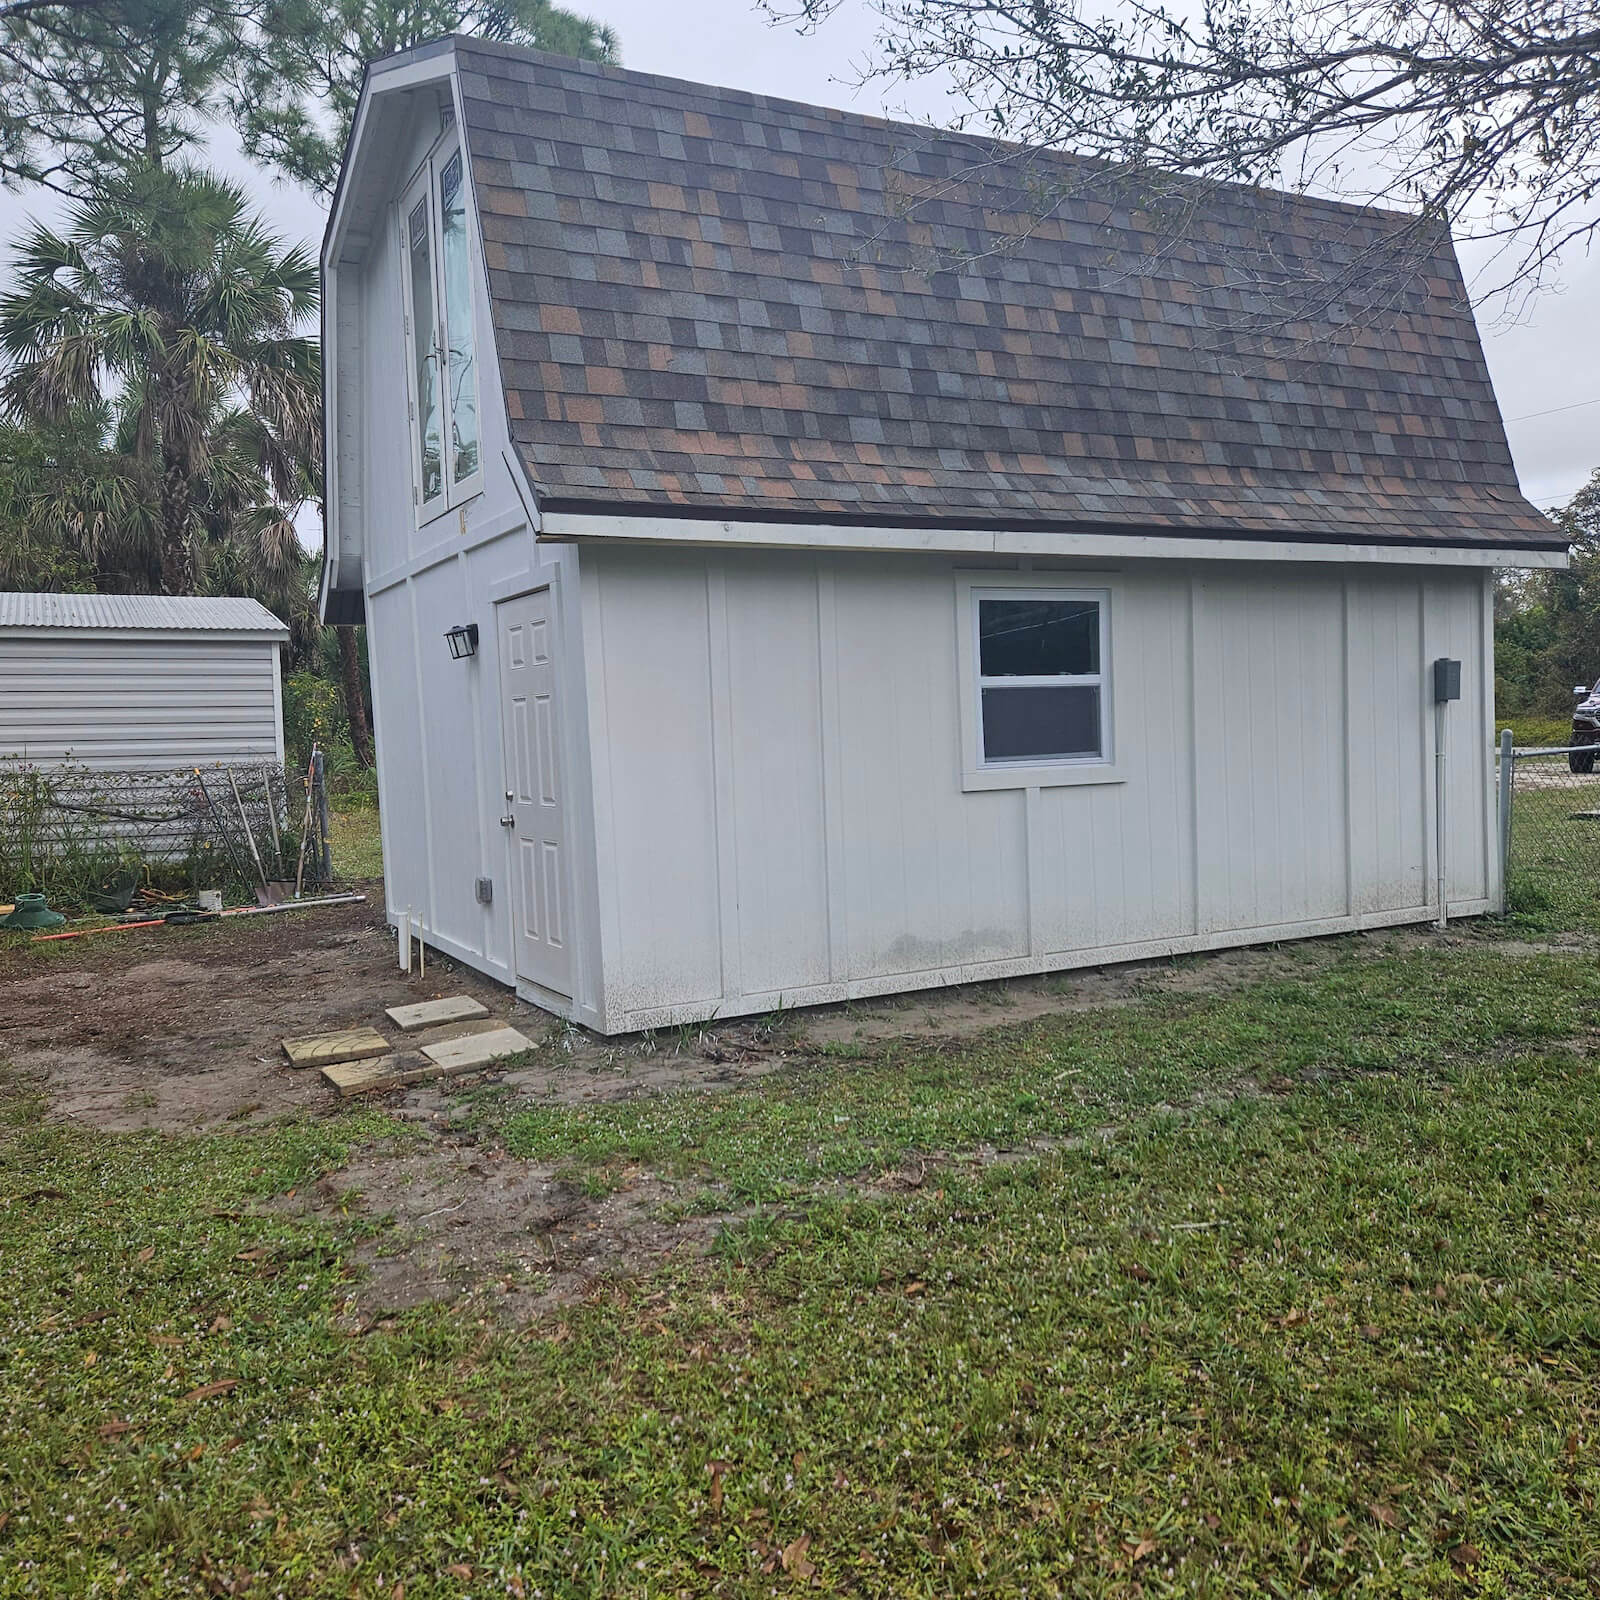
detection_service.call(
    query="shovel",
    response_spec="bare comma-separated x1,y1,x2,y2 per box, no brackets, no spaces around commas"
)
226,767,290,905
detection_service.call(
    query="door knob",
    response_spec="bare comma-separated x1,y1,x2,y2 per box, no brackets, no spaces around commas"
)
500,814,515,827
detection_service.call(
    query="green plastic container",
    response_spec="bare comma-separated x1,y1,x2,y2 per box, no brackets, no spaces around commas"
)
2,894,66,930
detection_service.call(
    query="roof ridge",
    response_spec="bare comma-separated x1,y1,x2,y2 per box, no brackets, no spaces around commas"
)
449,33,1425,232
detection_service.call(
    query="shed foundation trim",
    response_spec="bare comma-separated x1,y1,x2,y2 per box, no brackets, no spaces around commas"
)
544,900,1490,1035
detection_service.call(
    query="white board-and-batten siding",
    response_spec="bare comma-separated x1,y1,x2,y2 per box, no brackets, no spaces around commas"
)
579,547,1494,1032
0,633,285,771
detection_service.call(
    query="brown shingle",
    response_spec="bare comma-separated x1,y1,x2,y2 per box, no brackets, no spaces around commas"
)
454,39,1556,549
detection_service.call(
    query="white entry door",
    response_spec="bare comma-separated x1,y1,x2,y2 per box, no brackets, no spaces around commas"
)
497,589,571,998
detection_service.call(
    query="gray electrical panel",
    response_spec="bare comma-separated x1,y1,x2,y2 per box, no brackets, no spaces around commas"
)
1432,658,1461,703
475,876,493,905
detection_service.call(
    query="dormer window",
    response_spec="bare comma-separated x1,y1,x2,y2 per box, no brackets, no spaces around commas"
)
400,131,482,519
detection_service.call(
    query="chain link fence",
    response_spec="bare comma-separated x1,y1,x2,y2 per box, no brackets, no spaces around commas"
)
1498,738,1600,932
0,752,336,912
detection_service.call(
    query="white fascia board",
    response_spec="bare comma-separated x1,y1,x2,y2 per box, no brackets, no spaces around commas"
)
322,48,459,274
537,511,1568,569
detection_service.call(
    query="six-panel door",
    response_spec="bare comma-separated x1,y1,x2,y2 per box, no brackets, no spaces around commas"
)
496,588,572,998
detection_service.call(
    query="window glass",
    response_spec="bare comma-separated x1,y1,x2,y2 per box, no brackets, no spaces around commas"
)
975,592,1106,765
979,598,1098,677
438,150,480,484
407,197,443,504
981,685,1101,762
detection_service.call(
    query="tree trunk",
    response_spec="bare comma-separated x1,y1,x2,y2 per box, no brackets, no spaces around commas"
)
159,450,191,594
337,625,374,767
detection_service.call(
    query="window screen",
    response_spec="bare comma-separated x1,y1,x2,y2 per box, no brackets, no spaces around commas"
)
976,594,1106,764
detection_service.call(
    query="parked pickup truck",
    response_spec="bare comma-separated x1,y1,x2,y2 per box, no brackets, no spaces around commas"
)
1572,683,1600,772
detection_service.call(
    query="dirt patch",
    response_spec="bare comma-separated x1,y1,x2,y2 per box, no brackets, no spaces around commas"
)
0,895,537,1131
273,1142,729,1323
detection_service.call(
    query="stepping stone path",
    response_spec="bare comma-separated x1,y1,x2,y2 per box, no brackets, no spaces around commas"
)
282,998,534,1097
420,1025,534,1072
385,995,489,1031
282,1026,390,1069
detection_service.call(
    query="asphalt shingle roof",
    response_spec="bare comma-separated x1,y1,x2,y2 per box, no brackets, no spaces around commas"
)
454,40,1557,550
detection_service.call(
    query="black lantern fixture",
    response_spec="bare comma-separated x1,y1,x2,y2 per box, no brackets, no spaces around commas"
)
444,622,479,660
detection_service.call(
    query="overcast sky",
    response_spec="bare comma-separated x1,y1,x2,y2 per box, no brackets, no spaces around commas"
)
3,0,1595,517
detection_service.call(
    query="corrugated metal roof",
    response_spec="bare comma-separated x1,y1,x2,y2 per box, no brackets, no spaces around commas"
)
0,593,289,637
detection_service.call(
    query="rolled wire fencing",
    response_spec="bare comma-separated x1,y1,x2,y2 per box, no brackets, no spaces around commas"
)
0,749,335,912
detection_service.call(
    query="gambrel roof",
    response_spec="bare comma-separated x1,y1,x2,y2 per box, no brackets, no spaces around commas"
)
453,39,1555,552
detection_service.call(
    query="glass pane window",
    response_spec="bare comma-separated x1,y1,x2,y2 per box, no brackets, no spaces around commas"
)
438,151,480,485
981,685,1100,761
975,593,1106,764
407,197,443,505
979,597,1098,677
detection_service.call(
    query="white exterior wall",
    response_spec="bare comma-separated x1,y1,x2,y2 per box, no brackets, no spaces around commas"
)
339,81,605,1029
0,633,283,771
579,546,1495,1032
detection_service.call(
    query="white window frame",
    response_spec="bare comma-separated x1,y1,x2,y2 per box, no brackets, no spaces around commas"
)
954,572,1124,792
398,126,485,526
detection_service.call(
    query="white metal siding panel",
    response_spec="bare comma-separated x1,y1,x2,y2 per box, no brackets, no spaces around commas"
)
832,560,1029,981
724,554,831,995
0,636,281,770
1194,572,1348,932
1346,572,1428,912
580,547,1487,1031
590,553,723,1013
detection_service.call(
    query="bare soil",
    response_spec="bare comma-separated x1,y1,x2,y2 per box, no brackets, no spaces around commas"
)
3,893,1570,1320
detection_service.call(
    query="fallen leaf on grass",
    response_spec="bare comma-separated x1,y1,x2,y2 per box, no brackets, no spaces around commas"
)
1270,1309,1309,1329
447,1565,472,1581
182,1379,239,1403
1122,1263,1153,1283
98,1419,134,1438
234,1247,272,1262
707,1460,726,1515
781,1533,815,1579
149,1334,182,1348
1447,1544,1482,1572
1123,1537,1157,1563
83,1350,97,1367
19,1187,66,1203
137,1246,155,1264
1369,1503,1400,1529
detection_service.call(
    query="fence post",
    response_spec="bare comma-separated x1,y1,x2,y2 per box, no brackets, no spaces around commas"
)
1497,728,1514,915
313,747,334,886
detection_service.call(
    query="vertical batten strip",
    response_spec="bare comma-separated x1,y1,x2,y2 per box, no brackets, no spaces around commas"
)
705,564,743,1006
816,561,848,985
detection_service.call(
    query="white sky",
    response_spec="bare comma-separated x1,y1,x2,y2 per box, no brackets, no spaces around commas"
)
2,0,1595,524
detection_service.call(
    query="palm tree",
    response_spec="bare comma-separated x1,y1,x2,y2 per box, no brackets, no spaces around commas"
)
0,405,159,590
0,165,319,595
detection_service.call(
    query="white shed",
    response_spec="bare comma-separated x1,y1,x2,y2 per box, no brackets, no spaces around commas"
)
0,593,288,770
320,40,1563,1035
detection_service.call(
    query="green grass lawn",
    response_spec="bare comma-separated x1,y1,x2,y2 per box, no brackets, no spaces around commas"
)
328,805,383,881
1506,780,1600,935
5,942,1600,1595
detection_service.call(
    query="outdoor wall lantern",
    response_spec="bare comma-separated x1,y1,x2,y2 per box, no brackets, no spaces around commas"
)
445,622,479,660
